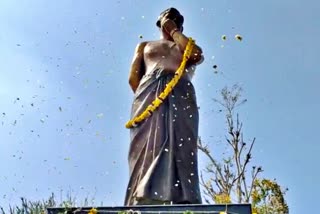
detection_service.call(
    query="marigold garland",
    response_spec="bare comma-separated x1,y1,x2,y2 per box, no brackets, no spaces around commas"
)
88,208,98,214
125,37,195,128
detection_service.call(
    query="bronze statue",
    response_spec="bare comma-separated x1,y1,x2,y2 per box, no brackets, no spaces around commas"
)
124,8,204,205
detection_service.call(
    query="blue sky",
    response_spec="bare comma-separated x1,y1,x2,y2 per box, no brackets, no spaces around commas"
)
0,0,319,213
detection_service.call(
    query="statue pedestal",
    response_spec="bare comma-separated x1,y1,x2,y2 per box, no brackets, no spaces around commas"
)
47,204,252,214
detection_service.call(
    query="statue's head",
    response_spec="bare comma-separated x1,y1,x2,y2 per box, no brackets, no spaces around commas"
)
156,7,184,32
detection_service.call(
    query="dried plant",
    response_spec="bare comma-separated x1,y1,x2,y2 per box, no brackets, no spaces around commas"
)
198,85,288,214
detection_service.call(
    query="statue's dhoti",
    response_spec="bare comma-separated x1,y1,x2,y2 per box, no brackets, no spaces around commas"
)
124,68,202,205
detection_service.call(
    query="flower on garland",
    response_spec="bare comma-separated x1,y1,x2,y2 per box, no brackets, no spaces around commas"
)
88,208,98,214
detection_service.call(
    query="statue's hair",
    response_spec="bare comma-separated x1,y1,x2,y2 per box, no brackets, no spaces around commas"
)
156,7,184,31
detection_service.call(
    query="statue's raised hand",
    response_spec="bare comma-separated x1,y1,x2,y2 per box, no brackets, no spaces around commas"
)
160,13,179,36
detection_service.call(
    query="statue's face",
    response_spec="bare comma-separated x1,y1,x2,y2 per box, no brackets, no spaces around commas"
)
156,8,184,30
157,8,184,40
165,14,184,32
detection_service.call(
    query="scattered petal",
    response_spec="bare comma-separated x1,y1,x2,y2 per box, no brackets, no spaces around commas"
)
96,113,104,118
235,34,243,41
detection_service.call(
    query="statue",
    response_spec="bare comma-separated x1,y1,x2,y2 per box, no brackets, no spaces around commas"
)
124,8,204,206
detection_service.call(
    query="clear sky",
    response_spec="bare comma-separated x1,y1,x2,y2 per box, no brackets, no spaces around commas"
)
0,0,319,213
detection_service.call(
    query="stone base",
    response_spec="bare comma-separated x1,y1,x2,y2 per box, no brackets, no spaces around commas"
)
47,204,252,214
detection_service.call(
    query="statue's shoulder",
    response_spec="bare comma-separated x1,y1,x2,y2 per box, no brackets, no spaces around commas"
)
134,40,162,52
134,40,163,52
134,41,148,51
140,40,158,46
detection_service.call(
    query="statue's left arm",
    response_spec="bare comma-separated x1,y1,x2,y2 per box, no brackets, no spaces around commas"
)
161,19,204,65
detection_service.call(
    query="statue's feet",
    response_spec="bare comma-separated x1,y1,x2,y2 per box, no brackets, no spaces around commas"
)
133,197,171,205
132,197,192,205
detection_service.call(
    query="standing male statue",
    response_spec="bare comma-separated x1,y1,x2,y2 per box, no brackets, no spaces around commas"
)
124,8,204,205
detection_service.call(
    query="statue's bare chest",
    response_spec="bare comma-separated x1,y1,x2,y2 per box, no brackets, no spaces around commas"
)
144,40,181,60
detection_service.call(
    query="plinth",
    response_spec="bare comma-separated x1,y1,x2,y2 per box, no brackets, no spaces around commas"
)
47,204,252,214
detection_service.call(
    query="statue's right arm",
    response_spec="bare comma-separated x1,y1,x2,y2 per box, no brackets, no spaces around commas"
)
128,42,147,93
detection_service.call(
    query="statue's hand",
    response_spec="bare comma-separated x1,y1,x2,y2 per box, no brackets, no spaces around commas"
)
160,16,178,36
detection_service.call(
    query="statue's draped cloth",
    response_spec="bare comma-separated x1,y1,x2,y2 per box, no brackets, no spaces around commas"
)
125,67,202,205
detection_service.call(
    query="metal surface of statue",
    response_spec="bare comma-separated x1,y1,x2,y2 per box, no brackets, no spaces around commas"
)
124,8,204,206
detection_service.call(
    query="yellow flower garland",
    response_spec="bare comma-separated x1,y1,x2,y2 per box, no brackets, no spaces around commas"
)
88,208,98,214
125,37,195,128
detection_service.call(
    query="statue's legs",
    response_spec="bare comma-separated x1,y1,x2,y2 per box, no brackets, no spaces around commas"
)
125,72,201,206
